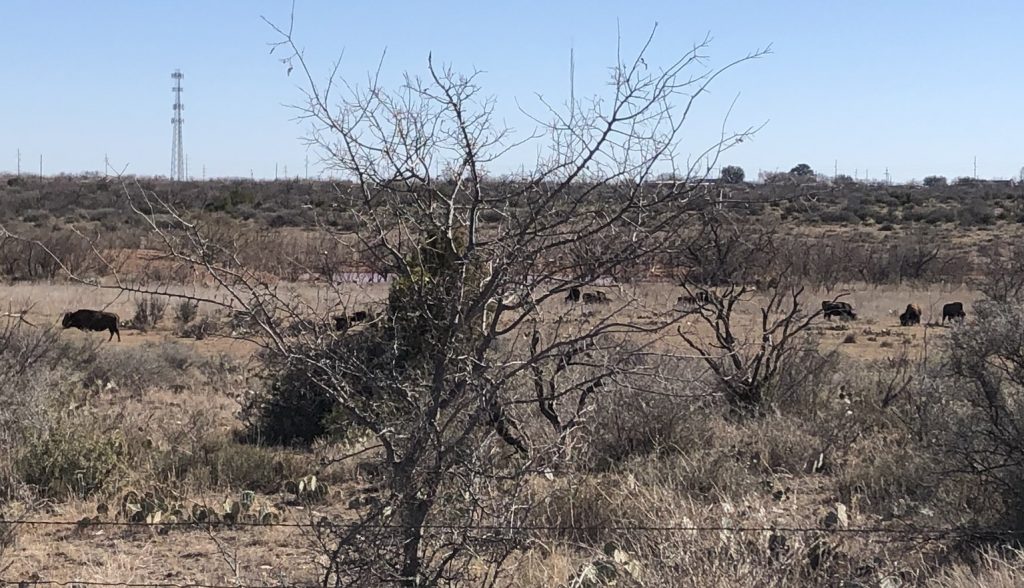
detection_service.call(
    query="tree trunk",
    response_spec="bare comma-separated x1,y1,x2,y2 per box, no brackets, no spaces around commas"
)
398,496,431,587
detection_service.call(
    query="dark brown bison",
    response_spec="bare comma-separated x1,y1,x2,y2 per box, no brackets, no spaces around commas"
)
899,303,922,326
822,300,857,321
566,288,609,304
333,310,374,331
942,302,966,324
62,309,120,342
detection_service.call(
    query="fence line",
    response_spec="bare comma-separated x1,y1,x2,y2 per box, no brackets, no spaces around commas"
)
3,517,1024,536
3,520,1019,588
0,581,295,588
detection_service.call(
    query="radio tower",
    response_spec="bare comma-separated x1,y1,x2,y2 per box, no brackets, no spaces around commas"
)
171,70,185,181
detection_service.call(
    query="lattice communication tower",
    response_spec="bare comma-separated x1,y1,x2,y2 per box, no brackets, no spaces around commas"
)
171,70,185,181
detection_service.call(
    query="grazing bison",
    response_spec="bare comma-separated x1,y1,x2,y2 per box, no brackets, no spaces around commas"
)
942,302,966,324
566,288,610,305
821,300,857,321
333,310,375,331
581,291,610,304
899,303,922,327
61,309,120,342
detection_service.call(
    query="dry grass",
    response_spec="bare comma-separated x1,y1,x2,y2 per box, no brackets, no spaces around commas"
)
0,279,1002,585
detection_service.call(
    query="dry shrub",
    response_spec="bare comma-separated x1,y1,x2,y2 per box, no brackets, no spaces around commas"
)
176,312,221,340
0,321,78,499
528,464,915,587
129,295,167,331
174,299,199,325
937,301,1024,529
582,376,706,470
835,431,937,519
77,341,199,395
150,433,310,493
931,548,1024,588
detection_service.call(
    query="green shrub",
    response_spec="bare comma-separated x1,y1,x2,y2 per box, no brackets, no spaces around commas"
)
18,418,126,499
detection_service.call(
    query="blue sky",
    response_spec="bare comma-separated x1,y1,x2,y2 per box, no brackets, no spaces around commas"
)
1,1,1021,182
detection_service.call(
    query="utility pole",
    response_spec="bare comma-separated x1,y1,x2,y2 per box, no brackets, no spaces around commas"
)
202,164,206,181
39,154,42,179
171,70,185,181
275,163,278,180
834,159,838,178
885,167,890,184
104,153,109,176
16,149,21,177
973,156,978,179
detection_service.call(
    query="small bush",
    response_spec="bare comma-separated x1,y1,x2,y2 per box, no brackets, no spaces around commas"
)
922,207,957,224
130,296,167,331
958,200,996,226
174,300,199,325
177,314,219,340
18,416,126,499
155,434,307,493
819,210,860,224
243,347,342,446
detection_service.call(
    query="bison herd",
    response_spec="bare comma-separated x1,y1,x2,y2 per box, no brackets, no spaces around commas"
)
821,300,965,326
57,293,970,344
565,287,610,304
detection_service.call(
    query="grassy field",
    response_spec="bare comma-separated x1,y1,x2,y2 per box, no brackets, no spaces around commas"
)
0,277,1001,585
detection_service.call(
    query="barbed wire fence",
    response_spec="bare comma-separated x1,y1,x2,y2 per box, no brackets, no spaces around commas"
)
2,515,1023,587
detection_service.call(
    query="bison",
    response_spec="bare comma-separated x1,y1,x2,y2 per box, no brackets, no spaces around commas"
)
942,302,966,324
899,303,922,327
582,291,610,304
565,288,610,304
333,310,375,332
822,300,857,321
61,309,120,342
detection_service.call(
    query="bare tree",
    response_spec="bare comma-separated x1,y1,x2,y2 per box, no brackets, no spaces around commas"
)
978,242,1024,303
675,216,826,411
2,14,768,587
